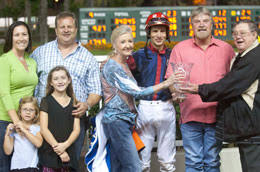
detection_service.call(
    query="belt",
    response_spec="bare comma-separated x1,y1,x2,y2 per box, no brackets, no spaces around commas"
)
139,100,171,105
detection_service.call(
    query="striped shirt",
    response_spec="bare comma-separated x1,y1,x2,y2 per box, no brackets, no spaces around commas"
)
31,40,102,103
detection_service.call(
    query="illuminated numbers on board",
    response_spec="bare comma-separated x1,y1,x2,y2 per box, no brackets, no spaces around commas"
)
167,10,178,37
114,18,136,25
113,18,136,38
88,39,107,45
213,10,227,36
91,25,106,32
80,8,260,45
188,17,193,37
231,9,252,26
88,12,94,18
167,10,177,17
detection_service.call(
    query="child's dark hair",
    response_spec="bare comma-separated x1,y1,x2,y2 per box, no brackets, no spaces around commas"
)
18,96,39,124
46,66,77,105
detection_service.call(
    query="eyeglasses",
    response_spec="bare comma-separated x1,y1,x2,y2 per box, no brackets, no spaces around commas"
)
232,31,252,38
21,108,35,113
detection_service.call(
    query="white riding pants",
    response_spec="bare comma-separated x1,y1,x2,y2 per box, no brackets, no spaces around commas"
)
136,100,176,172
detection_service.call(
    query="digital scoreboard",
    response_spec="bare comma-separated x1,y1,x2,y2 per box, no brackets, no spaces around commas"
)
79,6,260,45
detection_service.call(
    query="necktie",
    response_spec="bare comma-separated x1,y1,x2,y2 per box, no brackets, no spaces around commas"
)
231,53,242,70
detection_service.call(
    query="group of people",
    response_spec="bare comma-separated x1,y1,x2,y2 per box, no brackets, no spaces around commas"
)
0,11,101,172
0,6,259,172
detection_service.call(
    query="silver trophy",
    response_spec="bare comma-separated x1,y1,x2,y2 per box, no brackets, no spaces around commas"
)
170,62,193,99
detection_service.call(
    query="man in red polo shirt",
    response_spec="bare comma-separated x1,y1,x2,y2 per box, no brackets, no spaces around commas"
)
166,7,234,172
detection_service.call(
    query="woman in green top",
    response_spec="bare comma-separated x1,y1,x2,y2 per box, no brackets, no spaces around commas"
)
0,21,38,171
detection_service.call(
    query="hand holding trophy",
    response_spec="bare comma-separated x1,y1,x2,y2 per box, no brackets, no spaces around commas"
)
170,62,193,102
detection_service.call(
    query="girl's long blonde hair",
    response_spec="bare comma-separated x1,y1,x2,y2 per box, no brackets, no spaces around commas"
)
45,66,77,105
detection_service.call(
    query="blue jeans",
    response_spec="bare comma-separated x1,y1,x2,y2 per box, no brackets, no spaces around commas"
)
103,119,141,172
181,122,222,172
0,120,11,172
74,117,86,162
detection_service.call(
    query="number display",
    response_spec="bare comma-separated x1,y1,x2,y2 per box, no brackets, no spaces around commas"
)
79,6,260,45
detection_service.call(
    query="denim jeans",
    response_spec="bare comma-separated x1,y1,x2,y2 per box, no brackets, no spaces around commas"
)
74,117,86,162
181,122,222,172
0,120,11,172
103,119,141,172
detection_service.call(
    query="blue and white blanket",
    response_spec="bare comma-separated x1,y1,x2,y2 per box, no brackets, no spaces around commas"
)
85,110,111,172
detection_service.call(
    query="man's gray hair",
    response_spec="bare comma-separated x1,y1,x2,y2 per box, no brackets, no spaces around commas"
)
190,6,213,23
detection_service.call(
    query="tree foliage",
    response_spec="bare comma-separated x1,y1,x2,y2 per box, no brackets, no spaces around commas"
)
0,0,24,20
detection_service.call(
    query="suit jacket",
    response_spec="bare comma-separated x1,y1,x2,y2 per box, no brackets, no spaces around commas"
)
198,41,260,142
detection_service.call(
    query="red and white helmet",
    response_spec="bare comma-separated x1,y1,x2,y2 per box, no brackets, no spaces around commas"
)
145,12,170,40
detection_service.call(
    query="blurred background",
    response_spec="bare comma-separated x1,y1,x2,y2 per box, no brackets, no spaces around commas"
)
0,0,259,46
